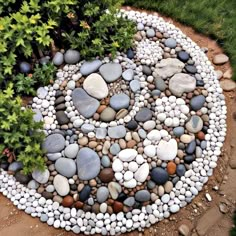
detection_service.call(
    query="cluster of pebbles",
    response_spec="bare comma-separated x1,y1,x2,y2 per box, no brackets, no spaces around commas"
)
0,9,227,235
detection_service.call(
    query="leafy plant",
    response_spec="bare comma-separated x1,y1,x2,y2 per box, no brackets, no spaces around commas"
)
0,83,46,174
33,62,57,86
13,74,36,95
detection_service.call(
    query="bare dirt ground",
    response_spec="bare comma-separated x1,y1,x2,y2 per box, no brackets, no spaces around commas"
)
0,7,235,236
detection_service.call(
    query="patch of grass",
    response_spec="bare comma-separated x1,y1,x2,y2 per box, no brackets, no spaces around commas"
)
125,0,236,80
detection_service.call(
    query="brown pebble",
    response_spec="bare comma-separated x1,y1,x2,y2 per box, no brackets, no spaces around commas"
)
113,201,123,213
197,131,205,140
88,141,98,149
37,187,44,194
74,201,84,209
92,203,100,214
127,140,137,148
89,179,97,187
97,105,107,113
119,139,127,149
78,136,88,146
99,168,114,183
167,161,176,175
62,195,74,207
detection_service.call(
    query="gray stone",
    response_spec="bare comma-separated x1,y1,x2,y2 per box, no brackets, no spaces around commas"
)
99,63,122,83
137,23,144,31
47,153,61,161
27,180,40,189
154,78,166,91
81,124,95,133
96,186,109,203
100,107,116,122
130,80,140,92
135,190,151,202
101,156,110,167
186,140,196,154
186,115,203,133
142,65,152,75
33,109,43,122
135,108,152,122
40,214,49,223
173,127,185,137
53,52,64,66
32,169,50,184
177,51,190,62
190,95,206,111
95,128,107,139
64,144,79,158
64,49,80,64
55,158,76,178
124,197,135,207
146,28,155,38
169,73,196,97
43,134,65,153
165,38,177,48
53,174,70,196
110,143,121,155
122,69,134,81
110,93,130,111
8,161,23,172
220,79,236,91
80,60,102,75
154,58,185,79
72,88,99,118
76,147,101,180
108,125,126,138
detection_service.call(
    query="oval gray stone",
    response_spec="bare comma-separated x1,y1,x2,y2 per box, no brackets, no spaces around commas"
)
122,69,134,81
135,190,151,202
99,63,122,83
110,93,130,111
130,80,140,92
108,125,126,138
72,88,99,118
64,49,80,64
55,158,76,178
190,95,206,111
64,144,79,159
135,108,152,122
80,60,102,75
76,147,101,180
53,52,64,66
42,134,65,153
96,186,109,203
186,115,203,133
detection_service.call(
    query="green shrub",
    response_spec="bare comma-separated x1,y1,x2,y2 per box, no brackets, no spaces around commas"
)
0,83,46,174
0,0,135,86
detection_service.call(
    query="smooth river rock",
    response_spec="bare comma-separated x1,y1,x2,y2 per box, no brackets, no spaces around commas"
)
99,63,122,83
169,73,196,97
186,115,203,133
42,134,65,153
154,58,185,79
156,139,178,161
134,163,149,183
110,93,130,111
76,147,101,180
55,158,76,178
72,88,99,118
108,125,126,138
80,60,102,75
135,108,152,122
64,144,79,158
83,73,108,99
190,95,206,111
118,149,138,162
53,174,70,196
32,169,49,184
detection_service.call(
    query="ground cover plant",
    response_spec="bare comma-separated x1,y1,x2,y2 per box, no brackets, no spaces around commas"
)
125,0,236,81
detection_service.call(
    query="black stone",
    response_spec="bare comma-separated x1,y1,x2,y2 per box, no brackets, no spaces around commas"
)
196,80,204,86
79,185,91,202
184,155,195,164
176,164,186,177
56,111,70,125
55,96,65,105
142,65,152,75
151,167,169,185
177,51,190,62
117,192,127,202
185,65,197,74
55,90,63,98
0,162,9,170
127,48,134,59
15,171,31,184
42,191,53,199
56,103,66,111
202,126,208,134
70,184,77,191
178,142,185,150
126,120,138,130
186,140,196,154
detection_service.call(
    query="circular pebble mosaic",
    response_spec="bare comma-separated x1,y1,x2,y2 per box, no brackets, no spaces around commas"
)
0,9,227,235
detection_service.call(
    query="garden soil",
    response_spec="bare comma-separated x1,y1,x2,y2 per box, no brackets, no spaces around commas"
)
0,7,235,236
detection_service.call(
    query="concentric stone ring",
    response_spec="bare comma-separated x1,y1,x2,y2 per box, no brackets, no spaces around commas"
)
0,9,227,235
